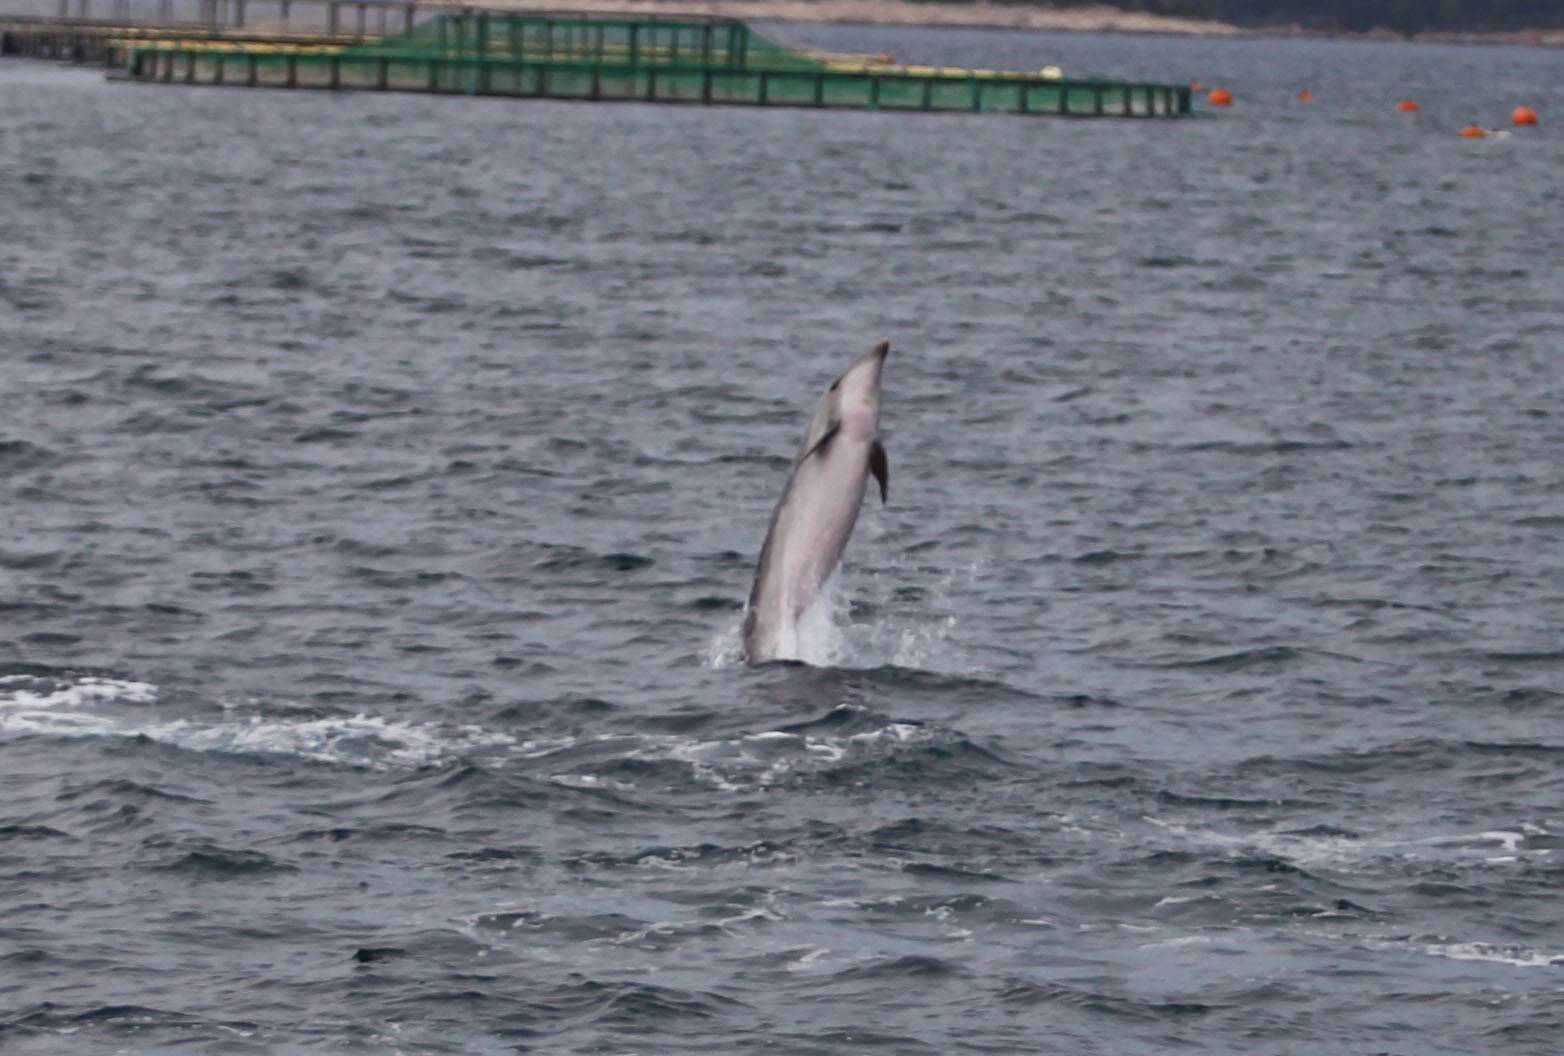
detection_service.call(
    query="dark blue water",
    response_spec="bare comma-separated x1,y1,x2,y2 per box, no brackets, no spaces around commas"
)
3,24,1563,1054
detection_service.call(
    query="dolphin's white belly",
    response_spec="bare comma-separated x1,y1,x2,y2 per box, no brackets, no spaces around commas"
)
770,437,871,622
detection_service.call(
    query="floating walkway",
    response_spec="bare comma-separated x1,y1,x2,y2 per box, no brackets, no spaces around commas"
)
3,1,1192,118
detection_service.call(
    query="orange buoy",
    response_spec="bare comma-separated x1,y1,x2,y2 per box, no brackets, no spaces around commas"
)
1190,81,1204,91
1460,124,1488,138
1296,90,1314,103
1513,106,1539,126
1208,87,1232,107
1397,99,1419,112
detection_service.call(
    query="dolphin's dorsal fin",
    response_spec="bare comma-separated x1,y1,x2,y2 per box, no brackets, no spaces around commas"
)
869,440,889,503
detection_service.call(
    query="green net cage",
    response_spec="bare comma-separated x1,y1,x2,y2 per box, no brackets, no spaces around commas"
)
123,11,1192,118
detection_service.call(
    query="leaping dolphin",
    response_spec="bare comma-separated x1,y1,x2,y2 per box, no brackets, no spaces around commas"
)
742,340,891,663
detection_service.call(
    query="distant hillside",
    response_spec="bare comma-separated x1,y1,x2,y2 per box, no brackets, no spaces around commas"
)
901,1,1564,34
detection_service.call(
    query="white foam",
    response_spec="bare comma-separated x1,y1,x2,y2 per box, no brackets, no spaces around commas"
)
785,946,836,972
0,676,159,737
549,773,637,792
1143,817,1553,871
0,675,157,710
0,675,513,770
1421,941,1562,969
533,718,935,794
145,714,515,769
851,721,925,745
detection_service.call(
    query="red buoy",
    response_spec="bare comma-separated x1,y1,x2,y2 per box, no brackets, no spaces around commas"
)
1296,90,1314,103
1397,99,1419,112
1513,106,1539,126
1208,87,1232,107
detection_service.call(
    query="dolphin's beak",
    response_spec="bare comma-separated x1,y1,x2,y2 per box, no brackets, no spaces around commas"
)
855,340,889,390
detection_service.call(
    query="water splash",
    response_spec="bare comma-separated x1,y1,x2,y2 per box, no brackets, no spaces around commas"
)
705,614,746,669
706,565,969,671
787,573,849,667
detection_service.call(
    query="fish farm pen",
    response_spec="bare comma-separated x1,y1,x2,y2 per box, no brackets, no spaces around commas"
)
1,0,1194,118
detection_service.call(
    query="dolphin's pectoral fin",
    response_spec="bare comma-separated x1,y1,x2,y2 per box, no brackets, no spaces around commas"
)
869,440,889,503
804,421,841,462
